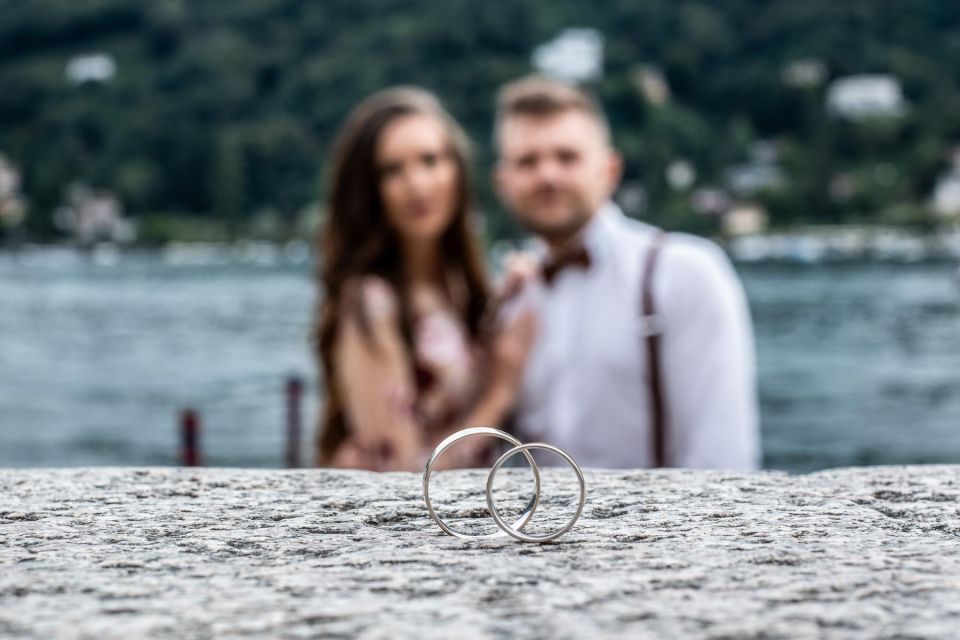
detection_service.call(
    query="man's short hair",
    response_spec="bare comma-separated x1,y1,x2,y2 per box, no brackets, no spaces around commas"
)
494,75,611,148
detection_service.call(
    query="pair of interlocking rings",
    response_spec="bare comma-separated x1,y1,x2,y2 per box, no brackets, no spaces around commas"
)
422,426,586,543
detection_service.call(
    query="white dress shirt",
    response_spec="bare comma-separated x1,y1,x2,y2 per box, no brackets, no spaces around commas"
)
511,203,760,470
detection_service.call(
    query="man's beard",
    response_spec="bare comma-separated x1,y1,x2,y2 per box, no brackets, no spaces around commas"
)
522,215,589,246
516,194,593,246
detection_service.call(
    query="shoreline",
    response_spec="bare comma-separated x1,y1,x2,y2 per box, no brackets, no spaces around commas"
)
727,224,960,263
3,225,960,267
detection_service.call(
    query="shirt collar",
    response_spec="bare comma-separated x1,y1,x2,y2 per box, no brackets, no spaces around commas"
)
528,201,624,265
580,201,622,259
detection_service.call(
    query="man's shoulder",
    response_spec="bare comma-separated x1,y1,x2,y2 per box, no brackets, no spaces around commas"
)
657,233,746,309
611,212,659,242
615,216,730,272
661,232,731,272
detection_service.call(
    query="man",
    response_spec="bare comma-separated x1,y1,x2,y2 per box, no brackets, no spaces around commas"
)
494,76,759,470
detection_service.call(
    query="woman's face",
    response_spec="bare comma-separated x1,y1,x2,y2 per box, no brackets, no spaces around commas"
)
376,113,459,244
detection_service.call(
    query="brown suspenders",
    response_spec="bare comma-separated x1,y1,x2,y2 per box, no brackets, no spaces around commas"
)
640,231,668,467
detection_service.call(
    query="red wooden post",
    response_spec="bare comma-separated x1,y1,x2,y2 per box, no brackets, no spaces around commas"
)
180,408,201,467
285,375,304,468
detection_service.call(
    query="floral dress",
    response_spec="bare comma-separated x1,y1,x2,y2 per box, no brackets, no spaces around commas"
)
329,276,484,470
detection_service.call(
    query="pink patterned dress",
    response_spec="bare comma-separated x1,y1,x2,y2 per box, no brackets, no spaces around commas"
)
328,276,486,470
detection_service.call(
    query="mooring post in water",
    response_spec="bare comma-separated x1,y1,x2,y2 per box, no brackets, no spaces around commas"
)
285,375,304,468
180,408,202,467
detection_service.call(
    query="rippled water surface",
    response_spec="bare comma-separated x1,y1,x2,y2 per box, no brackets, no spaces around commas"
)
1,248,958,472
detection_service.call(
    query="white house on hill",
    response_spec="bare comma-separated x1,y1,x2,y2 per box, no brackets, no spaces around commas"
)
826,75,906,119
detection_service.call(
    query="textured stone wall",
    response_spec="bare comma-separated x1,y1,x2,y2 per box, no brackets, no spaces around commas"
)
2,466,959,639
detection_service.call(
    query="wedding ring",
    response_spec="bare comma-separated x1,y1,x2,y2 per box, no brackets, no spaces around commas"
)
422,427,541,540
485,442,586,543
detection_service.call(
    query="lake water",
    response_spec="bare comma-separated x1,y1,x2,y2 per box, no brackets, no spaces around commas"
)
1,246,958,473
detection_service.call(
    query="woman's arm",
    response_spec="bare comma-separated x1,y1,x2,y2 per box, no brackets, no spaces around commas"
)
331,278,424,471
332,274,537,472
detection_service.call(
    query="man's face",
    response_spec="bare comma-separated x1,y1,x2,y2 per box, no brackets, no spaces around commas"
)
495,110,621,245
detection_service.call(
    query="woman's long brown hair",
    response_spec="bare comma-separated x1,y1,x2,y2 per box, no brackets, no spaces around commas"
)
313,87,490,464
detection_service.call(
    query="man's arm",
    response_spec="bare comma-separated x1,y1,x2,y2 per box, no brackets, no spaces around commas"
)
656,237,760,471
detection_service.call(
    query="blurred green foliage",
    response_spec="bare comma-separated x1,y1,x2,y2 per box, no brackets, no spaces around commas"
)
1,0,959,241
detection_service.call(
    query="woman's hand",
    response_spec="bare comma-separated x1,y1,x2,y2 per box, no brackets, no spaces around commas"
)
488,305,537,404
498,251,540,301
487,251,539,395
331,428,424,472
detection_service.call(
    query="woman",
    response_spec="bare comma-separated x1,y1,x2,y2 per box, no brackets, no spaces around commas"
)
313,87,534,471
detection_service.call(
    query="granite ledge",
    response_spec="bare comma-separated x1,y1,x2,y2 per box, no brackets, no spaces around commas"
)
2,465,959,639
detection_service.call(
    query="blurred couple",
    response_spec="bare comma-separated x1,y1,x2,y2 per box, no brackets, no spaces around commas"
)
313,76,760,472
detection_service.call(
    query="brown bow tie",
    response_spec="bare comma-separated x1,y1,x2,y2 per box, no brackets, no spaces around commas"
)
541,244,592,286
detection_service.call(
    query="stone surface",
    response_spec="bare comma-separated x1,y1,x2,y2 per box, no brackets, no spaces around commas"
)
1,466,959,639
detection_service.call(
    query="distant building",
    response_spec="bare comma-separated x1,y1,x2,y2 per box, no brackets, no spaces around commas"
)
65,54,117,85
0,155,20,199
54,183,135,245
666,160,695,191
829,174,858,203
826,75,906,119
932,175,960,219
749,140,780,165
690,187,731,216
532,29,604,83
725,164,785,196
925,146,960,219
0,154,28,229
631,64,670,105
723,203,769,237
725,139,787,196
782,58,827,88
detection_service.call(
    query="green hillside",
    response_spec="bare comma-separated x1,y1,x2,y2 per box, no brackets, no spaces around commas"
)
2,0,959,242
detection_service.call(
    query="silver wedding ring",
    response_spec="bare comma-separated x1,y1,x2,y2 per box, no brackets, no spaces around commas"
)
422,427,586,543
423,427,541,540
487,442,586,543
